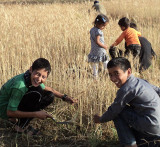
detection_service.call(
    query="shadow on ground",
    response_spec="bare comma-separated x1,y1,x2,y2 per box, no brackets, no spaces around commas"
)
0,119,120,147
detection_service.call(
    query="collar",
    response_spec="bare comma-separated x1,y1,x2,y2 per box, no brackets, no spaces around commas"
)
120,74,134,89
24,70,32,88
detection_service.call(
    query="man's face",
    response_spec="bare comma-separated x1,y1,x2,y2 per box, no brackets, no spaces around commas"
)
30,68,48,87
108,66,131,88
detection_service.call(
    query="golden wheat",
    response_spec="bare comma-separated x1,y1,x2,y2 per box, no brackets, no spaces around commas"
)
0,0,159,144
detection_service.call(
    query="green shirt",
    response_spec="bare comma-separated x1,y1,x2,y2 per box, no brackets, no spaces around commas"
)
0,73,45,119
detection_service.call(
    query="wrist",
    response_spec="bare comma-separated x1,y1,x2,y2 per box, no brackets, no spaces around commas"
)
62,94,68,101
34,111,38,118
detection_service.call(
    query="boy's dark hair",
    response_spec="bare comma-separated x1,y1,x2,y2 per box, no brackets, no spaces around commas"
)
32,58,51,76
94,14,109,26
118,17,130,28
107,57,131,72
94,0,99,4
130,22,137,30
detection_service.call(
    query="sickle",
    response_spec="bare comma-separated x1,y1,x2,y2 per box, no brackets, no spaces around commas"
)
51,117,75,125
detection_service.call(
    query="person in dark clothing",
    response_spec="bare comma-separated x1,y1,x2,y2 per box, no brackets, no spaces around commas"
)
129,22,156,72
139,37,156,71
92,1,107,15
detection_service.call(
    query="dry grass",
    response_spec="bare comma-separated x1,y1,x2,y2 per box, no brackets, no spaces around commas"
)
0,0,160,146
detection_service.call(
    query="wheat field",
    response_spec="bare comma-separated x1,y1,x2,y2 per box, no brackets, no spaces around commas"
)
0,0,160,146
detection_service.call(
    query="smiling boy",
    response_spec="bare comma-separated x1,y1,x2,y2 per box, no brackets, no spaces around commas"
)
94,57,160,146
0,58,77,135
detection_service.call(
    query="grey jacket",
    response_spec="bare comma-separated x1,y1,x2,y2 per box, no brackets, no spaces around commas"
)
100,75,160,134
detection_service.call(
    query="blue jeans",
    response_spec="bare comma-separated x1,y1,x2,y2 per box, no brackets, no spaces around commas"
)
113,106,160,146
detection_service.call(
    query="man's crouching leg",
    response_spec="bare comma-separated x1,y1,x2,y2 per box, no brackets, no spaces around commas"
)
16,89,54,129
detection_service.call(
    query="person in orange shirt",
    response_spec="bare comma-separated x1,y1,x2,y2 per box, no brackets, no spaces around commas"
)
111,17,141,58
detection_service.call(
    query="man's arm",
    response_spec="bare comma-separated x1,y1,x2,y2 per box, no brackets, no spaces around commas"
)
150,84,160,97
94,89,135,123
111,33,124,47
44,86,77,104
143,80,160,97
7,110,52,119
94,114,101,123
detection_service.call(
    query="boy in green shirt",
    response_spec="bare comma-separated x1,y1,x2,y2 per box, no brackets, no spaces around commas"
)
0,58,77,135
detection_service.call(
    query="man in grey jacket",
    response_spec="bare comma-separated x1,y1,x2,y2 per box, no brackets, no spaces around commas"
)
94,57,160,147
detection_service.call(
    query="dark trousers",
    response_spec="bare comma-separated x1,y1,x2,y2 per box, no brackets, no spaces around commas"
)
113,106,160,146
125,44,141,58
132,129,160,146
17,86,54,128
109,46,123,59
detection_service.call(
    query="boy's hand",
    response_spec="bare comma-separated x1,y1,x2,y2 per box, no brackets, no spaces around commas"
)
35,111,53,120
104,45,108,50
111,42,117,47
65,96,78,105
94,114,101,123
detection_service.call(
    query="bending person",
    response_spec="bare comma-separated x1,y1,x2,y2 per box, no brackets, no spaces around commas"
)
0,58,77,135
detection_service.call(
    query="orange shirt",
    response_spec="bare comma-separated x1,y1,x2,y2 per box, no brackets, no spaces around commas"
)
115,27,141,46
